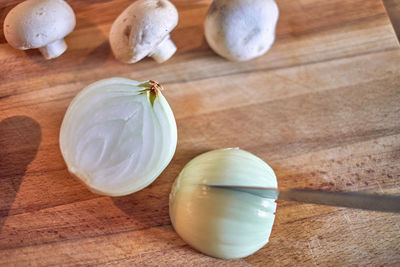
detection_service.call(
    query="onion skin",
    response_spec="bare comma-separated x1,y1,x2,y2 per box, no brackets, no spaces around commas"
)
60,78,177,196
169,148,277,259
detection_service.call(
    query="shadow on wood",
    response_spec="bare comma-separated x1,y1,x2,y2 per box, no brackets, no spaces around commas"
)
0,116,41,231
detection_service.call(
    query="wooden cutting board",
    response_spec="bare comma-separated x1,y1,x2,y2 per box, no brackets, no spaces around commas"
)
0,0,399,265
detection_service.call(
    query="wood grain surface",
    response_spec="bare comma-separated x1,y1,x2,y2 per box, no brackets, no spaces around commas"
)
0,0,399,266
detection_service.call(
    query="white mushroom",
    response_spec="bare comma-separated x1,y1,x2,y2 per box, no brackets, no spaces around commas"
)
4,0,76,59
204,0,279,61
109,0,178,64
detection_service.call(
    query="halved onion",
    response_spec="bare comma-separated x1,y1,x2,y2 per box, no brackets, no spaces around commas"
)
169,148,277,259
60,78,177,196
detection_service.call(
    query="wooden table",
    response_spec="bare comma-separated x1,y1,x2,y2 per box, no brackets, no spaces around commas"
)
0,0,399,265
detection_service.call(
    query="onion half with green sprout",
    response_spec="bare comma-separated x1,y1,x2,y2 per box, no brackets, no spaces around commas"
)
60,78,177,196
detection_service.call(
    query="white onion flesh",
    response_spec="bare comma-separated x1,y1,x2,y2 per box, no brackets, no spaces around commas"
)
60,78,177,196
169,148,277,259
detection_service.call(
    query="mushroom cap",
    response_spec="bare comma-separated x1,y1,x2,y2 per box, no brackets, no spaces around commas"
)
204,0,279,61
4,0,75,50
109,0,178,63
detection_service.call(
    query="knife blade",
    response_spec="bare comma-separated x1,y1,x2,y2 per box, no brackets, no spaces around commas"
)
206,185,400,213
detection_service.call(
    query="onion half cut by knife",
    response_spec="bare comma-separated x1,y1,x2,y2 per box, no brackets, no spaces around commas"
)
169,148,277,259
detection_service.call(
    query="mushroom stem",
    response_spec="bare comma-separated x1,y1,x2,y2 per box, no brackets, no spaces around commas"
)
149,36,177,63
39,39,67,59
